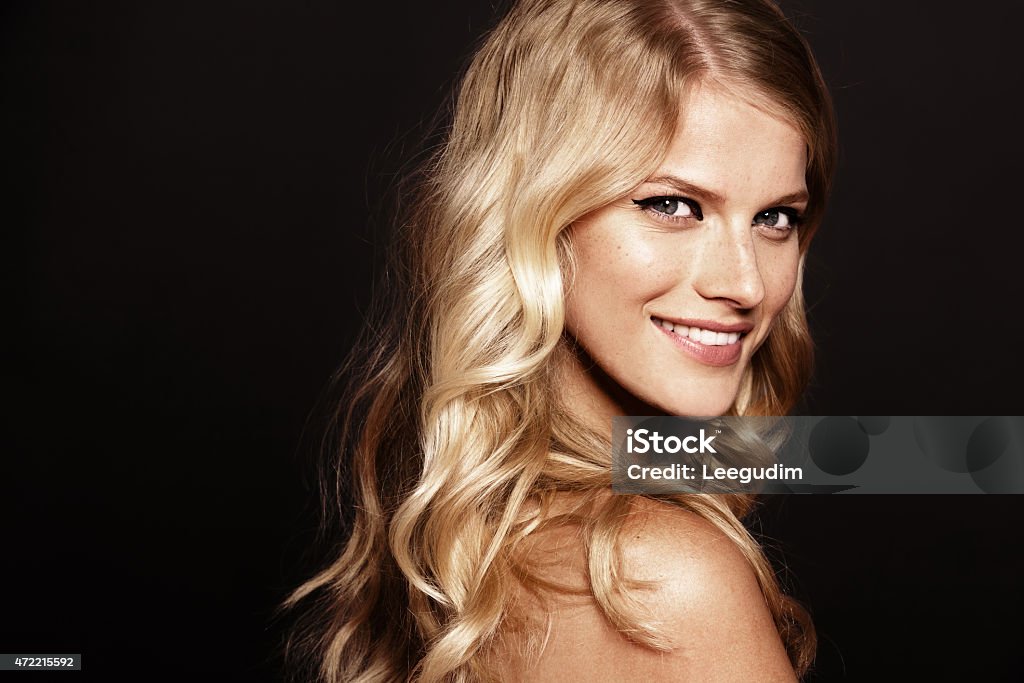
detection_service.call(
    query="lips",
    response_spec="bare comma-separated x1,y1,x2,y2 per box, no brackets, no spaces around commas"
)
650,316,752,343
650,315,750,367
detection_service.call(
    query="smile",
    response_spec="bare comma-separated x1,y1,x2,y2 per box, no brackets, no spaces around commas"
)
651,316,744,346
650,316,751,368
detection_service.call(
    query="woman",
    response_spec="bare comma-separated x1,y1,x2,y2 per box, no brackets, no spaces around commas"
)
286,0,836,680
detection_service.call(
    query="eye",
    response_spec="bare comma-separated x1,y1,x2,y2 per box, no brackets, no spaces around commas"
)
752,207,801,232
632,196,704,221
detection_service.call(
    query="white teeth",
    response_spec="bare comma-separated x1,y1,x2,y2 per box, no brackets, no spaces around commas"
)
652,317,744,346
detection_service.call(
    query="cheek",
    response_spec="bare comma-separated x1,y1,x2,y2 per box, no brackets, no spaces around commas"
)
760,244,800,320
565,226,670,324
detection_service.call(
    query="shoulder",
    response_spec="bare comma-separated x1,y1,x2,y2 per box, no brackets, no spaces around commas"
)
619,496,765,615
496,496,796,682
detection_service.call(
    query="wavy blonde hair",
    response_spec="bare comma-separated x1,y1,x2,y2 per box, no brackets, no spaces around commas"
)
284,0,837,680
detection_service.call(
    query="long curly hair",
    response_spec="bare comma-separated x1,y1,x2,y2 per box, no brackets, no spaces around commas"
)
284,0,837,680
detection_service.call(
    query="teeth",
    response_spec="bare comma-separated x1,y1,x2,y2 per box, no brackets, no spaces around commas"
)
652,317,743,346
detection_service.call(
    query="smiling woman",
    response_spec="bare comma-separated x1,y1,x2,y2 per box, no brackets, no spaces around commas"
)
284,0,836,681
561,83,809,420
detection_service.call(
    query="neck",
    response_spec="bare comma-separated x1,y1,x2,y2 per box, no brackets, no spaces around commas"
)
551,338,663,438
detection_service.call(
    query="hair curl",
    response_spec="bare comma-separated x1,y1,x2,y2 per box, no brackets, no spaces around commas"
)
284,0,837,680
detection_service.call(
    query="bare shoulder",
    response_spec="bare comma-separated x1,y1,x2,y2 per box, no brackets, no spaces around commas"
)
496,496,796,682
619,496,772,616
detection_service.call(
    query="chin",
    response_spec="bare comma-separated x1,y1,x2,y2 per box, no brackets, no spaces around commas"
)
663,400,735,418
642,385,739,418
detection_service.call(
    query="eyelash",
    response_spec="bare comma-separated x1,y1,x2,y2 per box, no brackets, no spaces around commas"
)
632,196,703,222
631,196,804,233
753,207,803,232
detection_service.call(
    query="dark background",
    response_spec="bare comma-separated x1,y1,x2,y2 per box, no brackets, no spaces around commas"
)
4,1,1023,680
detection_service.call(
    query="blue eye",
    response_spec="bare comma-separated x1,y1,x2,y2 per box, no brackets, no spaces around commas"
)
753,208,801,231
632,196,704,221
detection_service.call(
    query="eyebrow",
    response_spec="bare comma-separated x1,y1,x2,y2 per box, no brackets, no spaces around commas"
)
641,174,810,207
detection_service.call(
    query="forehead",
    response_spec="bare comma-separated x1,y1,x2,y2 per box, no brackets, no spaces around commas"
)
655,82,807,199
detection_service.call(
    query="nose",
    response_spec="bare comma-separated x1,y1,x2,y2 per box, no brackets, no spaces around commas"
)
691,219,766,309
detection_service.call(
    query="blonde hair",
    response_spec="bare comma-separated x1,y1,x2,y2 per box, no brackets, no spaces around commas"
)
284,0,837,680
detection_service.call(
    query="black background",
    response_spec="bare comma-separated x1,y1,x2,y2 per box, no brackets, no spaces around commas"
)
4,1,1023,681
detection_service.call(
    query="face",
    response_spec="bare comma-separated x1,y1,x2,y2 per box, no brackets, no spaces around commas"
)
560,82,807,421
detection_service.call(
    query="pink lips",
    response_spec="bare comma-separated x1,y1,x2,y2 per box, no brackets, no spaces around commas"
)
651,317,749,367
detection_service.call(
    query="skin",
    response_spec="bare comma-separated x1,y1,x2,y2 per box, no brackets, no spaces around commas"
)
560,81,808,423
495,496,797,682
512,83,810,680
